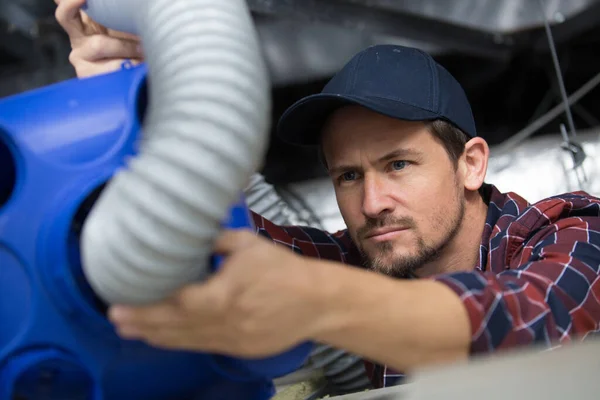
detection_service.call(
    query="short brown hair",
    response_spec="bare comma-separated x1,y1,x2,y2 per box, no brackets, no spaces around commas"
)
426,119,469,168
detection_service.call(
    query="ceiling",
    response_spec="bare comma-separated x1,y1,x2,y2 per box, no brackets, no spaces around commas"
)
2,0,600,184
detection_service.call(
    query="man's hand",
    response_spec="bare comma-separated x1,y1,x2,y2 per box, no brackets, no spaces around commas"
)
108,230,328,357
108,229,471,371
54,0,144,77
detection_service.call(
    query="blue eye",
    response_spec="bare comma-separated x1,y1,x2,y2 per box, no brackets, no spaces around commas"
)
391,160,407,170
341,171,357,181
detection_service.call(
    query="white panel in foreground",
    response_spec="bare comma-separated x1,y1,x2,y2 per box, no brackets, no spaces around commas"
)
330,339,600,400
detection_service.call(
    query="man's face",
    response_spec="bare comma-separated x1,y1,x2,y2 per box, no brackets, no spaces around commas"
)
322,106,466,278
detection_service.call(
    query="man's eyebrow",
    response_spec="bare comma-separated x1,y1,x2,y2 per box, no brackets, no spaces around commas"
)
328,148,423,176
328,164,358,177
376,148,423,164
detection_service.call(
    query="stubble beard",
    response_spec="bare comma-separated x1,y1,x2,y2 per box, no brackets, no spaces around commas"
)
357,195,466,279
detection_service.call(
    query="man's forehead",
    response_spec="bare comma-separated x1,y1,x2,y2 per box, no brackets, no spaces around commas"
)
323,112,428,151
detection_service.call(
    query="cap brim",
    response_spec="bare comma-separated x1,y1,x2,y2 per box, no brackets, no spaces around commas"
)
276,93,441,146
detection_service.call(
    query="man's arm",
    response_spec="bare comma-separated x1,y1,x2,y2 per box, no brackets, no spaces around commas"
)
433,218,600,354
249,213,473,372
109,215,598,374
307,261,472,372
307,217,600,372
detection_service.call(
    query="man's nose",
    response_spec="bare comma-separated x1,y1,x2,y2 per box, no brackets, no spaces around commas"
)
361,174,395,218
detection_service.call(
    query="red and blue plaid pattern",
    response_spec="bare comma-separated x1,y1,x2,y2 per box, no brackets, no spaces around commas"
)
251,184,600,388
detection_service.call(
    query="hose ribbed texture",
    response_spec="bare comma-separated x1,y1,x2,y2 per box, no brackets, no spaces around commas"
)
308,345,372,393
244,174,309,226
80,0,271,304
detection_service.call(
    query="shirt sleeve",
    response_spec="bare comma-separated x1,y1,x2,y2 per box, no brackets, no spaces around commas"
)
250,211,360,264
433,216,600,354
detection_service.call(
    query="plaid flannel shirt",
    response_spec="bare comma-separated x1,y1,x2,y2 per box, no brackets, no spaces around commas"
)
250,183,600,388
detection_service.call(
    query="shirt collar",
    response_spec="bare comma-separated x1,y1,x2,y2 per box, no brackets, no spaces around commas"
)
477,183,531,271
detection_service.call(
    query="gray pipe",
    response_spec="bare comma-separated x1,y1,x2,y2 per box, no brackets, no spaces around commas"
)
80,0,271,304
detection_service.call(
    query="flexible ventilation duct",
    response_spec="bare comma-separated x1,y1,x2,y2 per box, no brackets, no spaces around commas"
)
80,0,271,304
244,174,302,226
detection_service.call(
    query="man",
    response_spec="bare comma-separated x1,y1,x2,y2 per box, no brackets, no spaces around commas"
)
55,0,600,389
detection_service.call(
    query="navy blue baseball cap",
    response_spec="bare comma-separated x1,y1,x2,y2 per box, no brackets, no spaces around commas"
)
276,44,477,145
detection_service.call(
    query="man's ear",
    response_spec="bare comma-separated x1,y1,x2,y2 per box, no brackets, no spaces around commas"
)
460,137,489,191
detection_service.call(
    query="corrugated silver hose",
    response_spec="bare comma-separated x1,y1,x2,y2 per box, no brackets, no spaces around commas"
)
244,174,301,226
80,0,270,305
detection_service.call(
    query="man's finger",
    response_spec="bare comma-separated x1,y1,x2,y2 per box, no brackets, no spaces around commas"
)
213,229,257,254
107,29,140,42
173,280,231,314
108,301,186,328
73,59,142,78
55,0,87,39
132,327,216,352
74,35,143,61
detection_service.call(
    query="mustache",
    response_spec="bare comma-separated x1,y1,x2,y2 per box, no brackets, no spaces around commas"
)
357,216,415,239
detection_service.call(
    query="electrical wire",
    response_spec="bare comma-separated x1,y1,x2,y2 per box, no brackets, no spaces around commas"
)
493,2,600,157
492,70,600,157
539,0,577,138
